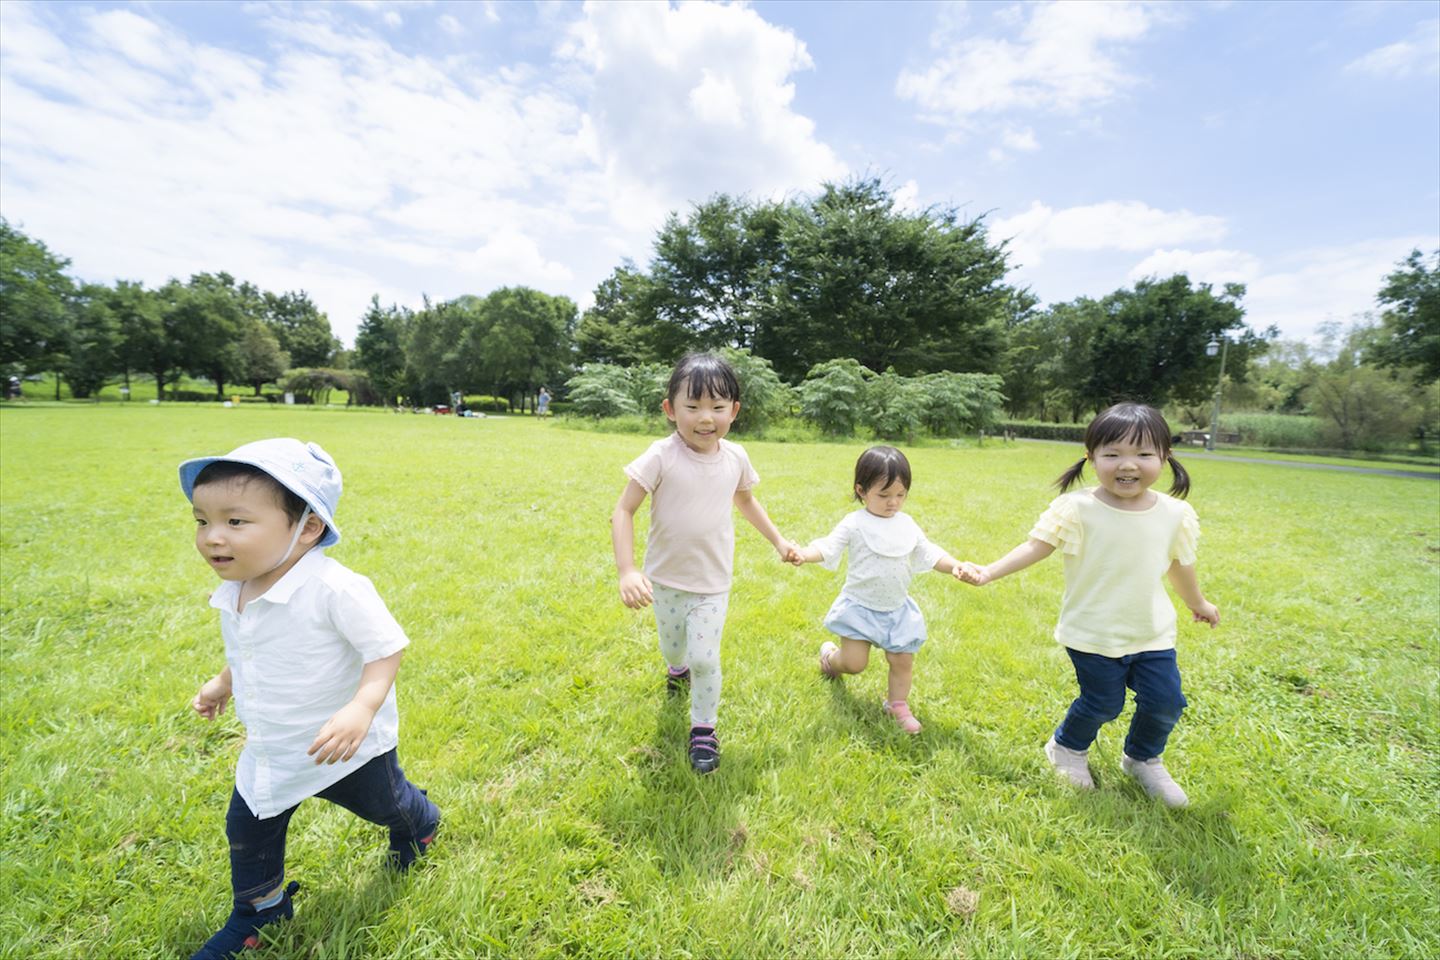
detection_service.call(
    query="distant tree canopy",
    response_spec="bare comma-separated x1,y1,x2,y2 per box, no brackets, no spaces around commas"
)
1367,248,1439,385
576,178,1016,382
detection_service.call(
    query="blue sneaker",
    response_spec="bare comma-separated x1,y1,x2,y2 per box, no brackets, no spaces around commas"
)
190,881,298,960
388,790,440,871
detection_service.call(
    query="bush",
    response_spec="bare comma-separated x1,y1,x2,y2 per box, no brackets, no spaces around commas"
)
1221,413,1325,449
799,358,868,436
918,372,1006,436
863,369,924,441
719,347,794,434
566,363,640,418
999,420,1087,442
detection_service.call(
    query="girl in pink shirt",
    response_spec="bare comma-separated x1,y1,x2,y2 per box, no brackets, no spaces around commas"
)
611,353,798,773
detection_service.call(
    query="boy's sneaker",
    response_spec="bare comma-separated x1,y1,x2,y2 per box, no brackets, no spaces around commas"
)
666,665,691,695
1044,737,1095,789
882,699,922,734
1121,753,1189,808
819,641,840,679
688,725,720,774
190,881,299,960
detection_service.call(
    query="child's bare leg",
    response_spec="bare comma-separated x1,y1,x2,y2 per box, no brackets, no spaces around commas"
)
831,638,871,675
884,651,914,703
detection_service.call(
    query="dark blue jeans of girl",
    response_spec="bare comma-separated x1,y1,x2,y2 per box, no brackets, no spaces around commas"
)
1054,648,1187,761
226,748,438,903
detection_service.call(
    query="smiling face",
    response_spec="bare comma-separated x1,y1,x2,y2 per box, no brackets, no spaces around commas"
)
858,478,909,518
1088,433,1164,509
192,475,320,593
662,384,740,454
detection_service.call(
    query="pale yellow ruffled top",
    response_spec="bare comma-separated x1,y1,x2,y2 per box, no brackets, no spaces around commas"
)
1029,489,1200,657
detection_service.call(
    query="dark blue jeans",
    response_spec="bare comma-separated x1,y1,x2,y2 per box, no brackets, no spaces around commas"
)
1054,648,1187,761
226,748,438,903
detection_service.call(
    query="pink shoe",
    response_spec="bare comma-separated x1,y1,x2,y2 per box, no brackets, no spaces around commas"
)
819,641,840,679
883,699,922,734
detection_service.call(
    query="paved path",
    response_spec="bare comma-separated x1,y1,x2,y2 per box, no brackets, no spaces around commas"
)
1016,438,1438,480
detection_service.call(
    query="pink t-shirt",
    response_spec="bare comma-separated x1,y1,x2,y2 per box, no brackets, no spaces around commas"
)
624,432,760,594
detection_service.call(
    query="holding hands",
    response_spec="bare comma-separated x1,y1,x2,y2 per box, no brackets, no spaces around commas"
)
957,561,990,586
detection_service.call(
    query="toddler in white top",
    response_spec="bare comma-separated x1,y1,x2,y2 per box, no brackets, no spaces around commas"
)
790,446,968,734
960,403,1220,807
611,353,797,774
180,439,439,959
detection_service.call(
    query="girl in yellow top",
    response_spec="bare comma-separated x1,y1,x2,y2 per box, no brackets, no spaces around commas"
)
961,403,1219,807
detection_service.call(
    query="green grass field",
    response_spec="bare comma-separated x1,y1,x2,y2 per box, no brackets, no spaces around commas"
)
2,406,1437,959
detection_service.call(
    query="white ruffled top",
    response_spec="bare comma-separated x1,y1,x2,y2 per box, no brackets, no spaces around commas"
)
808,509,946,612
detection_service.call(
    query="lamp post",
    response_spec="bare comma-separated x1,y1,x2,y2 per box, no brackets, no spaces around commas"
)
1205,336,1229,452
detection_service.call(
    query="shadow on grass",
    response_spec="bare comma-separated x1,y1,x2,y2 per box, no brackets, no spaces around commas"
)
590,684,763,878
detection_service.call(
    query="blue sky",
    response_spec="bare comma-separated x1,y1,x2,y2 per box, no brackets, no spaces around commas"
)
1,0,1436,346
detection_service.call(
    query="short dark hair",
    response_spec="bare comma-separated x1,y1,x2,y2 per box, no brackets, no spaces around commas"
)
666,353,740,404
193,461,311,526
853,445,912,501
1055,402,1191,498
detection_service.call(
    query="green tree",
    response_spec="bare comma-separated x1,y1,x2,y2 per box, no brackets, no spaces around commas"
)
717,346,793,433
1367,248,1440,384
762,178,1013,382
354,296,410,406
172,273,249,399
1304,354,1420,450
264,291,338,367
575,264,680,365
403,297,469,404
0,218,74,374
113,281,179,400
236,321,290,395
463,287,577,411
565,362,640,418
917,371,1006,436
1070,276,1267,412
62,284,121,399
863,368,925,441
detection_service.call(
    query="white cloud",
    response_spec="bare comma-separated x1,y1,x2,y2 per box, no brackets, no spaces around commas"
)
0,0,845,343
438,14,462,36
1001,126,1039,151
897,0,1163,125
1127,248,1260,285
1345,18,1440,78
991,200,1227,268
893,179,921,212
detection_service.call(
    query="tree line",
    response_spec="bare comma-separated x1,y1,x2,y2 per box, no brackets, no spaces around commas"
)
2,180,1435,445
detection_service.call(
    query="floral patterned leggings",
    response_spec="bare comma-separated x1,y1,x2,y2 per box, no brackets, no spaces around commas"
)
651,583,729,726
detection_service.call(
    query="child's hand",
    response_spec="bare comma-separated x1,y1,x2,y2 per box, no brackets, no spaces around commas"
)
957,561,991,586
777,539,804,565
618,570,654,609
307,701,377,765
192,675,231,720
1190,601,1220,627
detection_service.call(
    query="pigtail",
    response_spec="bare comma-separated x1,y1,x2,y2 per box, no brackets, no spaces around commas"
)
1053,457,1088,492
1167,454,1191,499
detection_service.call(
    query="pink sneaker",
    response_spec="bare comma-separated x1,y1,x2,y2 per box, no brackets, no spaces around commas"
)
883,699,922,734
819,641,840,679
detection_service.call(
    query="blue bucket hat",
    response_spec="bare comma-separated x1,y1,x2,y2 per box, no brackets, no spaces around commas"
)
179,438,343,547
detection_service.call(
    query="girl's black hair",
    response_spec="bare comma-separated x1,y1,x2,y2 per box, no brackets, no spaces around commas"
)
194,461,312,526
667,352,740,404
1055,402,1191,498
853,445,912,501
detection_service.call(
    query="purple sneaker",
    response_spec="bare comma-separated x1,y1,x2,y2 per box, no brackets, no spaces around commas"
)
666,665,691,695
688,725,720,774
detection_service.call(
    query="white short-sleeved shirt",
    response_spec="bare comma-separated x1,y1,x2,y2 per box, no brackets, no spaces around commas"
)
808,509,946,612
209,548,410,819
1028,489,1201,657
624,433,759,595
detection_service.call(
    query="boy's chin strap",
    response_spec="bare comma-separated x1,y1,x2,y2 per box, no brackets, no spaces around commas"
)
264,506,313,577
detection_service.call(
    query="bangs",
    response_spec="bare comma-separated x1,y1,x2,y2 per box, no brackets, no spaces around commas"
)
1084,403,1173,453
669,354,740,403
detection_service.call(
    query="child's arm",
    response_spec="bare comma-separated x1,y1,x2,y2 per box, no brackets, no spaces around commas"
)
931,550,966,581
308,650,403,765
1167,561,1219,627
960,538,1055,586
733,488,799,562
611,480,654,608
789,545,824,566
192,666,233,720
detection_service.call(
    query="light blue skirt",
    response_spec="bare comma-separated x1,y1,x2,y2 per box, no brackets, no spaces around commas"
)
822,594,927,654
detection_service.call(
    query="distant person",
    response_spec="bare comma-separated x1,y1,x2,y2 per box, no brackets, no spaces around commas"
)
537,386,551,416
959,403,1219,808
610,353,798,773
179,439,439,959
787,446,971,734
5,376,20,400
